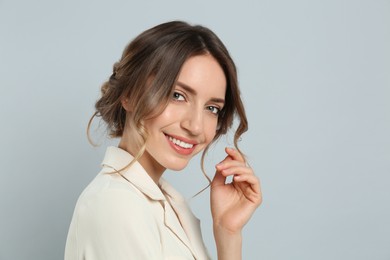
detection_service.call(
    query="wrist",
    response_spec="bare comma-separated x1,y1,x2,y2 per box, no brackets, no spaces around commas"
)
213,225,242,260
213,223,242,237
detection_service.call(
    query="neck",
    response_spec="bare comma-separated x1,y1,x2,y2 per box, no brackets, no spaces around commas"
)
137,150,166,184
118,138,165,185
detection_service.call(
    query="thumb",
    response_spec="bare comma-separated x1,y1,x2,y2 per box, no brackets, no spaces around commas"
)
211,156,231,186
212,168,226,187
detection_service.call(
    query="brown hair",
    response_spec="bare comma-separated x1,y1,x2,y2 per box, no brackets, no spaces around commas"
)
88,21,248,182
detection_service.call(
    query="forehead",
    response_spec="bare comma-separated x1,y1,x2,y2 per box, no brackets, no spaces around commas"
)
177,54,226,98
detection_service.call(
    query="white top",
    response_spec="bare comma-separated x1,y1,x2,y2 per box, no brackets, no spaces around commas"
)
65,146,210,260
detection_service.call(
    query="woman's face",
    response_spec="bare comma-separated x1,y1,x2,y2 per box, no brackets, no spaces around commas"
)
137,54,226,177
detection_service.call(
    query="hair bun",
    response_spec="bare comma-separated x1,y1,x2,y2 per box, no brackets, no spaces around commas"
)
113,62,120,75
100,81,110,96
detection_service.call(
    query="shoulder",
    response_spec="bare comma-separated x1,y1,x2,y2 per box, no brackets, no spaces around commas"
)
74,171,154,218
65,171,164,260
68,170,162,243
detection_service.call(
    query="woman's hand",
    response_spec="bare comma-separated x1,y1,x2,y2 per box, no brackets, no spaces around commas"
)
211,147,262,234
211,147,261,259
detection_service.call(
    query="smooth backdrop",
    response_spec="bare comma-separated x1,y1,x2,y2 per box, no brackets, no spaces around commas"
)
1,0,389,259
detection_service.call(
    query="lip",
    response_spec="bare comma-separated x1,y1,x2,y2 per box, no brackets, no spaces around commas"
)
164,133,198,156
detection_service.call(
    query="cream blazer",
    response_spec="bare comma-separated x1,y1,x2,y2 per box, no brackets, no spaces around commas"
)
65,146,210,260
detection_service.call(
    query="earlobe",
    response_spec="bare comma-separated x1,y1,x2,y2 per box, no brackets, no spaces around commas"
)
121,98,132,112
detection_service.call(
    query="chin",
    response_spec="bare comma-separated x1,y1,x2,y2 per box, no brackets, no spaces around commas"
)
165,159,190,171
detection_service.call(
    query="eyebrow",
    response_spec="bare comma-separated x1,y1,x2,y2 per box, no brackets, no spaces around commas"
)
176,81,225,104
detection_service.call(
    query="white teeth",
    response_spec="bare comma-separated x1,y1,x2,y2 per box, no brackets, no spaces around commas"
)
168,136,194,149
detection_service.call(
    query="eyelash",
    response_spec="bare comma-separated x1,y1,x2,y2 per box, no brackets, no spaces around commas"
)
172,91,221,115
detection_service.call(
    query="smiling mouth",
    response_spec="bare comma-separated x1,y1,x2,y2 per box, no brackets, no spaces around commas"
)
167,135,194,149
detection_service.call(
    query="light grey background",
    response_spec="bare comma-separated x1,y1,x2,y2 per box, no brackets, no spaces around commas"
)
1,0,389,259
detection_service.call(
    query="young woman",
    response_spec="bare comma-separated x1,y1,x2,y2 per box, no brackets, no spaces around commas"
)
65,21,262,260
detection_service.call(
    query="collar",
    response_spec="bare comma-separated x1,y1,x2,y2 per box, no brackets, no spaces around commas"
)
101,146,167,201
101,146,188,203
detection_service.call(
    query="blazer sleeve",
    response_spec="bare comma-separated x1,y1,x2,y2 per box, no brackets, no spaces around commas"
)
65,189,163,260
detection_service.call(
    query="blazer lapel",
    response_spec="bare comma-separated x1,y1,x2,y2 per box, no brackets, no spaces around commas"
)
162,200,196,254
160,179,210,260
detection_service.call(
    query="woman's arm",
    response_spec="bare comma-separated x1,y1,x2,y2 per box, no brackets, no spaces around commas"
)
211,147,262,260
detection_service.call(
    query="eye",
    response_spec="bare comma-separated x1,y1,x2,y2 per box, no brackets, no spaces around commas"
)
207,106,221,115
172,91,185,101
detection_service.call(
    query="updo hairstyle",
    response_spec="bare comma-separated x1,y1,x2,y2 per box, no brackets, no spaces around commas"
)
88,21,248,178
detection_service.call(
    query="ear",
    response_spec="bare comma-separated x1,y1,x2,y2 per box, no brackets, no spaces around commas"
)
121,97,133,112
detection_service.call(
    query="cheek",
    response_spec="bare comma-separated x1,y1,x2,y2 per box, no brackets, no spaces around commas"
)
144,111,171,133
151,106,183,126
204,119,218,141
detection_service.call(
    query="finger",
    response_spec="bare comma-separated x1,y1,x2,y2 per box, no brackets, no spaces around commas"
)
233,174,260,191
219,165,253,177
214,154,235,172
216,160,247,171
233,175,262,204
225,147,245,163
211,167,227,187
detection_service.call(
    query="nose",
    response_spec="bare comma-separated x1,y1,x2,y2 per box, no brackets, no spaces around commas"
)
181,107,204,136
